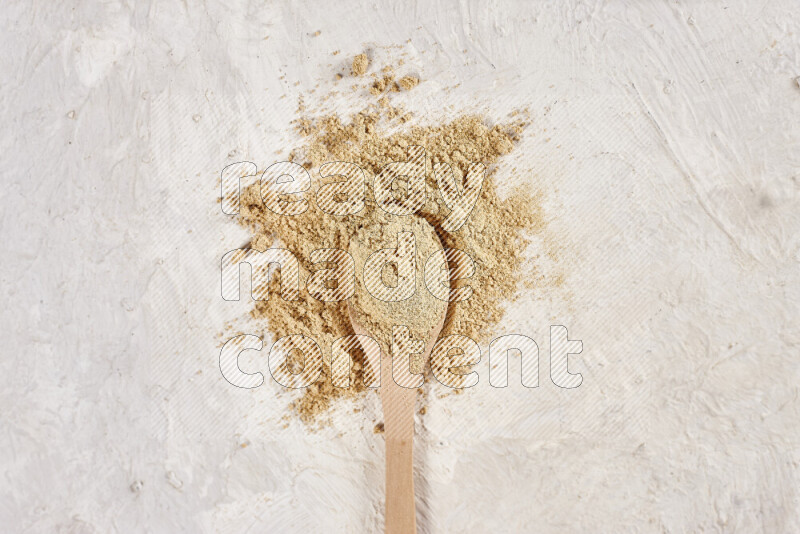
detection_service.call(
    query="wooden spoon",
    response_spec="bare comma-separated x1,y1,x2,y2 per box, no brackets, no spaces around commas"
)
347,219,448,534
348,299,446,534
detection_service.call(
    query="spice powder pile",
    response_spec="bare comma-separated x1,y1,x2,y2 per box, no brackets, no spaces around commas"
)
235,54,547,424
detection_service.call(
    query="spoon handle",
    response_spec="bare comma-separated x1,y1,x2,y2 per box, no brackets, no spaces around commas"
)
381,348,418,534
383,391,417,534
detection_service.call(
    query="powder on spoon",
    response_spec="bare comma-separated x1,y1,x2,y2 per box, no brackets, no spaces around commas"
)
348,212,447,377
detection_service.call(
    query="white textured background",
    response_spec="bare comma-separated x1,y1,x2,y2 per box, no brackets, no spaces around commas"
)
2,1,800,532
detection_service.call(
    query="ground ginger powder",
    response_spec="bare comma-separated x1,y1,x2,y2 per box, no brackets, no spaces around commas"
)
348,213,447,376
351,53,369,76
234,56,548,424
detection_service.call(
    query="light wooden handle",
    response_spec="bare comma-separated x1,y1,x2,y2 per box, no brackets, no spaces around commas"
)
380,311,446,534
380,347,418,534
385,434,416,534
347,272,447,534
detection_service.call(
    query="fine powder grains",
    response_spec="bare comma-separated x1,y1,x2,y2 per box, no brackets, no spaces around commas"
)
235,54,548,424
348,213,448,377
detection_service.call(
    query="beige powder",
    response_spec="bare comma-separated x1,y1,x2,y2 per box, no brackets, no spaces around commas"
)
348,213,447,376
234,58,549,424
351,53,368,76
396,75,419,91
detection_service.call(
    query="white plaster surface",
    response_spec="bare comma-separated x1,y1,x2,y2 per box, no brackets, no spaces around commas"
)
2,1,800,532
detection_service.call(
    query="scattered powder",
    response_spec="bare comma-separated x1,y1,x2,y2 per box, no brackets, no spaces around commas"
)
351,53,369,76
396,75,419,91
235,56,549,425
370,75,397,96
